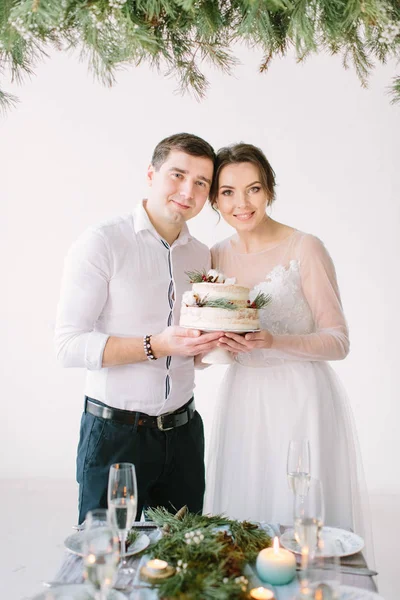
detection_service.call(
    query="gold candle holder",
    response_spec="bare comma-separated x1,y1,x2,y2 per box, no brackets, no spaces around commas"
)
140,558,175,583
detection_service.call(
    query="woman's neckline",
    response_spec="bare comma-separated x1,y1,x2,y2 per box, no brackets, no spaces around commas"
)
228,228,299,256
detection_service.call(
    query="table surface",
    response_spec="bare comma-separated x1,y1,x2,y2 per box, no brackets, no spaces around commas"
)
49,525,379,600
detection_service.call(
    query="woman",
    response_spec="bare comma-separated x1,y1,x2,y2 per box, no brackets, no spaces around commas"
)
204,143,371,553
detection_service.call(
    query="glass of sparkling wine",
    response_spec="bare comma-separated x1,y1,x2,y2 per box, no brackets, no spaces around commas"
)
287,439,311,497
294,477,324,559
309,538,341,600
108,462,138,574
83,509,119,600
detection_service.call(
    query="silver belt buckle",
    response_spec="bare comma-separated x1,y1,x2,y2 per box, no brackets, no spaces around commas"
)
157,415,174,431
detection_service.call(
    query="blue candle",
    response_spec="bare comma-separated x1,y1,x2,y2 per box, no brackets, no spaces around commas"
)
256,537,296,586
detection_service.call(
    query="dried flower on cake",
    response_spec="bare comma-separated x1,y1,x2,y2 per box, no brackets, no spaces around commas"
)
185,269,226,283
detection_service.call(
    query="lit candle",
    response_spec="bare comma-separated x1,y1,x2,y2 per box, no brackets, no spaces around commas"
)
256,536,296,585
145,558,168,575
314,584,335,600
249,587,275,599
140,558,175,583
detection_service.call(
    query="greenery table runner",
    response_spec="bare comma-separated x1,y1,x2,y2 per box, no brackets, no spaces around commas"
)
53,508,377,599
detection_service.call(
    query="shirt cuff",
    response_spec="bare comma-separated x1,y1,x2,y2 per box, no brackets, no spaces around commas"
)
85,331,110,370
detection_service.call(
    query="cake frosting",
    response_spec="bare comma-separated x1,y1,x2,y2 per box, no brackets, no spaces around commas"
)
179,270,261,332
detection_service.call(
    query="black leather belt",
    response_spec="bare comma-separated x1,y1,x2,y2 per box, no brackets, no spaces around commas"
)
85,397,195,432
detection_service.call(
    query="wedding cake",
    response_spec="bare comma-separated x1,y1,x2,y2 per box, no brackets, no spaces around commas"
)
179,269,270,332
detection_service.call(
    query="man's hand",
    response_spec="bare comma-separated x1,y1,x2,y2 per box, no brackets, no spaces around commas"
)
217,330,273,353
151,326,223,358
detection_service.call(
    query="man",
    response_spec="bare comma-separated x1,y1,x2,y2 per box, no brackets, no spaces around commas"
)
55,133,221,523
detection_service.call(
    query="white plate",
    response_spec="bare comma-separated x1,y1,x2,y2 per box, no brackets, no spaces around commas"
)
280,527,364,557
31,584,126,599
64,531,150,558
340,585,383,599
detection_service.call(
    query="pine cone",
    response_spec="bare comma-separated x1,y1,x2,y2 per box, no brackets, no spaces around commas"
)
242,521,258,531
162,523,171,535
222,555,243,578
175,506,188,520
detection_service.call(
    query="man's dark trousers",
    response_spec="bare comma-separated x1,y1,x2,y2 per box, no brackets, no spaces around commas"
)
76,397,205,524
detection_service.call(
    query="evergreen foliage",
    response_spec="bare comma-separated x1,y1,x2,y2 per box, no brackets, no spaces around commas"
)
0,0,399,111
144,506,272,599
250,291,271,309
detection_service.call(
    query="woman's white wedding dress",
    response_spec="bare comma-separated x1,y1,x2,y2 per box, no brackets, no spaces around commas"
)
204,230,372,558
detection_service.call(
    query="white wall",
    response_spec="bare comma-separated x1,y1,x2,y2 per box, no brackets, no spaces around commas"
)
1,46,399,495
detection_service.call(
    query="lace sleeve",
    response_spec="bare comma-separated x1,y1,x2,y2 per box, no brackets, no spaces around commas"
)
269,235,350,361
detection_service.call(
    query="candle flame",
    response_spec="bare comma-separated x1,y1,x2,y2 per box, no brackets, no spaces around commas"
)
273,536,280,553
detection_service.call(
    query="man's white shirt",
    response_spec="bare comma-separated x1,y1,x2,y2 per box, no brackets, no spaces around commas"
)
55,200,211,415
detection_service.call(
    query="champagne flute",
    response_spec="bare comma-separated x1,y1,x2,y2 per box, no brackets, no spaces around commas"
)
287,439,311,497
83,509,119,600
309,538,341,599
294,477,324,559
85,508,109,530
108,462,138,574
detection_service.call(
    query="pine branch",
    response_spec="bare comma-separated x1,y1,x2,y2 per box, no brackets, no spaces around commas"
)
389,75,400,104
185,269,208,283
126,528,140,546
0,87,19,113
250,292,272,309
1,0,400,109
198,296,238,310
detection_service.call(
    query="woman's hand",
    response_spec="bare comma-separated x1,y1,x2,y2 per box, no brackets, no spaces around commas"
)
218,330,273,353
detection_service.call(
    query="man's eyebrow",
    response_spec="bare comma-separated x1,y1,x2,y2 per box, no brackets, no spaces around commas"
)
168,167,188,175
168,167,211,185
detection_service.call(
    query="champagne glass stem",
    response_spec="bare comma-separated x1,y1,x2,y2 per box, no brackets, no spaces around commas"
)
120,530,128,564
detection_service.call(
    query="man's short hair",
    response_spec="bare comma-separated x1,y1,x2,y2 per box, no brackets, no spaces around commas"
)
151,133,215,170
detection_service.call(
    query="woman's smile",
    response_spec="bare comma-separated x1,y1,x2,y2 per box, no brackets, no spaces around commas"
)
233,211,255,221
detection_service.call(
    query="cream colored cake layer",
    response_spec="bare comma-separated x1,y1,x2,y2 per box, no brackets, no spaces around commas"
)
180,305,259,331
192,282,249,305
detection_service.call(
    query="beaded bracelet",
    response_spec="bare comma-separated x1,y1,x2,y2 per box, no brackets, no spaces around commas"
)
143,334,157,361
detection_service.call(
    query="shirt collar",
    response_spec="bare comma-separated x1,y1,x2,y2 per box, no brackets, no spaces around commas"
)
133,200,192,246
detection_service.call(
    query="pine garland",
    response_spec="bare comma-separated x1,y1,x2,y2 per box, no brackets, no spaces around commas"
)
0,0,399,111
144,507,272,599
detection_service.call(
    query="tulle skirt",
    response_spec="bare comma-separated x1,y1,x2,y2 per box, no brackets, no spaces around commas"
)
204,359,373,562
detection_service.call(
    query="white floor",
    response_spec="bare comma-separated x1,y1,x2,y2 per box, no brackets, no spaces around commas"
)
0,479,397,600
